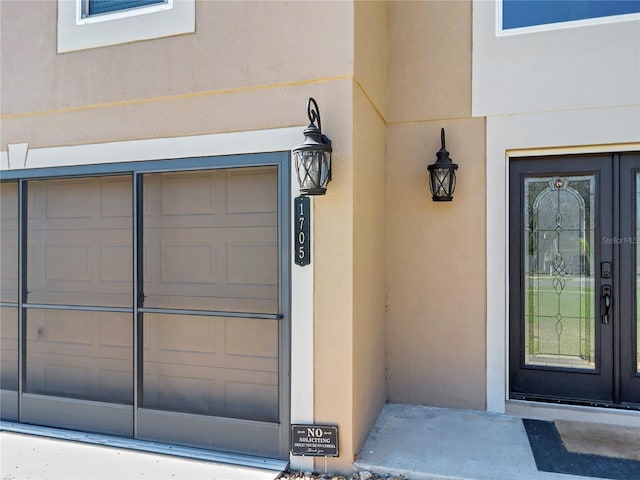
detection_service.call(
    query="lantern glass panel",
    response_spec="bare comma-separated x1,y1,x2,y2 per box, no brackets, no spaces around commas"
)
430,167,455,199
295,150,330,194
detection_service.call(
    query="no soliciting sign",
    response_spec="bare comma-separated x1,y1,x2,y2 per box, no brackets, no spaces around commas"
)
290,425,339,457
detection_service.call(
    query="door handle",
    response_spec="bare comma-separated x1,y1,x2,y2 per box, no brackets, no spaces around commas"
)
602,285,612,324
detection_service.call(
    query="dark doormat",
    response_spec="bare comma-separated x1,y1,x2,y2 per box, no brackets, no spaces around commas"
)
523,419,640,480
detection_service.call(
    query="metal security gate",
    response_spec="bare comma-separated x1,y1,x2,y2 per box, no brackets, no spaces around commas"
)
0,153,291,459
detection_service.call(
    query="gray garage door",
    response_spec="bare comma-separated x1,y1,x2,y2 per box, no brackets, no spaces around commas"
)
0,154,290,459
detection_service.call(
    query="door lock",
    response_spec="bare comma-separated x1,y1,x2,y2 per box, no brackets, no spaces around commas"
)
601,285,612,324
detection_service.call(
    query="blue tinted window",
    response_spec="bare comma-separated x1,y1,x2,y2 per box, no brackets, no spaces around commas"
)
88,0,165,16
503,0,640,30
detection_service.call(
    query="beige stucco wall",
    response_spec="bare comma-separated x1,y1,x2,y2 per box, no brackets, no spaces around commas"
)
354,0,388,119
1,0,365,472
351,0,388,466
1,0,489,472
312,2,388,471
385,0,487,410
351,85,386,465
387,1,472,124
386,119,486,409
312,85,356,472
1,0,354,147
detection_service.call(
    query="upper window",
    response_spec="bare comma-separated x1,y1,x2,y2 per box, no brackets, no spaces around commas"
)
499,0,640,35
83,0,166,19
57,0,194,53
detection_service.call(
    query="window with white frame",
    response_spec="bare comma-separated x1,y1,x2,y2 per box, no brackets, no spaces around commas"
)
57,0,194,53
79,0,168,23
498,0,640,35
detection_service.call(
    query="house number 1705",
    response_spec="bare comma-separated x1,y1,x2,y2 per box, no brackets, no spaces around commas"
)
295,196,310,266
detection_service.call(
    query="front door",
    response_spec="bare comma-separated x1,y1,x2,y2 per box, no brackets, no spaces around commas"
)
509,153,640,408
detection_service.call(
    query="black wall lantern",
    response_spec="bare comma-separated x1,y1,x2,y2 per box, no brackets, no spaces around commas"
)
293,98,332,195
427,128,458,202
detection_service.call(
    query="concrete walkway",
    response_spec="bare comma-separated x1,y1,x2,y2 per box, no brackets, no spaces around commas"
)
355,404,600,480
3,406,638,480
0,431,282,480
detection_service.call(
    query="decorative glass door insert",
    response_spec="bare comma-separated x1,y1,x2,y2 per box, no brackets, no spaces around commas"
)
523,175,595,370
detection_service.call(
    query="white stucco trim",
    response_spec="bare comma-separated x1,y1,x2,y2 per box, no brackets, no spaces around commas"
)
486,105,640,413
6,144,29,169
1,127,314,463
473,0,640,119
289,185,315,472
3,129,299,170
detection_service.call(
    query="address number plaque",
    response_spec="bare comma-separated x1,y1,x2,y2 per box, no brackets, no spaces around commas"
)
295,196,311,266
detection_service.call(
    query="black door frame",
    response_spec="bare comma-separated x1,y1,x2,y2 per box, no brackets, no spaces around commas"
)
509,153,640,409
619,153,640,406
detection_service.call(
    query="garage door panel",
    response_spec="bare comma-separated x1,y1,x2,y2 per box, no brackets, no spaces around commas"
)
226,241,277,286
158,173,215,216
45,243,91,282
29,233,132,306
0,182,18,303
26,309,132,405
100,241,133,283
0,307,19,392
142,364,278,421
226,169,277,214
144,167,277,229
144,227,278,313
143,314,277,369
225,317,278,359
225,381,278,422
26,176,133,308
0,240,18,302
158,241,217,284
100,177,132,218
143,350,279,373
0,182,18,221
27,354,132,404
44,180,92,219
142,372,225,416
142,313,278,421
154,313,217,353
143,168,278,314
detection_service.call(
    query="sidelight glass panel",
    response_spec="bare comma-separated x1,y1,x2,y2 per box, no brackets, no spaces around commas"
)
25,309,133,404
0,307,19,391
26,176,133,308
637,173,640,373
523,175,596,370
1,182,19,303
142,167,278,313
142,313,279,422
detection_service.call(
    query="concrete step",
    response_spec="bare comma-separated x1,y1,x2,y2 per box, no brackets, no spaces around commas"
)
355,404,621,480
